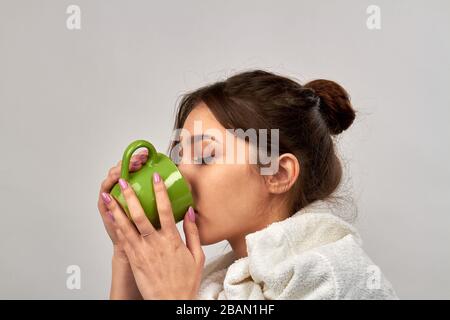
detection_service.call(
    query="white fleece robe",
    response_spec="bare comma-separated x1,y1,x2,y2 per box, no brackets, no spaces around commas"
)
196,203,398,300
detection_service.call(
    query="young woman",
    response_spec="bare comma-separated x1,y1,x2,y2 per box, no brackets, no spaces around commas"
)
97,69,398,299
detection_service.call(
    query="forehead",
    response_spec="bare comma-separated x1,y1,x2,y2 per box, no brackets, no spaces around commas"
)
182,102,225,135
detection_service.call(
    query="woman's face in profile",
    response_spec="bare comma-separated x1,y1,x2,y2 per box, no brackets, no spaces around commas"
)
176,102,270,245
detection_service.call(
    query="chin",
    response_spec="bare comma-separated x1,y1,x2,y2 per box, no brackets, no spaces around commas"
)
198,229,223,246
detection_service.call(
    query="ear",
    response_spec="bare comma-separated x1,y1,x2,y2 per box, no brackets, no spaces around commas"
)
264,153,300,194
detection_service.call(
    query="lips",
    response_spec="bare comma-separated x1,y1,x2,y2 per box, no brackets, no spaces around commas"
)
193,207,200,215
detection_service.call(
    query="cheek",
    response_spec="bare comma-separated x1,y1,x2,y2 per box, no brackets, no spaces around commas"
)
195,165,263,241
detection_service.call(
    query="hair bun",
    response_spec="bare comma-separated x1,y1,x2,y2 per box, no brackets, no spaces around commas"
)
304,79,355,135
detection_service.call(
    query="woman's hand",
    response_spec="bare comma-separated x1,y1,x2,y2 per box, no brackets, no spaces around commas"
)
97,149,148,261
100,172,205,300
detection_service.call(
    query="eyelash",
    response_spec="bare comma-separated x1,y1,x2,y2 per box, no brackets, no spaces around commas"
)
199,156,214,165
179,146,215,165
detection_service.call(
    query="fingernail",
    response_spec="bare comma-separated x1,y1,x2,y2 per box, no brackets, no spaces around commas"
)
107,211,115,222
153,172,161,183
101,192,112,204
119,178,128,190
130,162,139,169
188,206,195,222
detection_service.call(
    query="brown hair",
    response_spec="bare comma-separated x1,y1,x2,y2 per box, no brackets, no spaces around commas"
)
168,69,356,216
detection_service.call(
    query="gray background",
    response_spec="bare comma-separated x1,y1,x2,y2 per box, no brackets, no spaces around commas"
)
1,0,449,299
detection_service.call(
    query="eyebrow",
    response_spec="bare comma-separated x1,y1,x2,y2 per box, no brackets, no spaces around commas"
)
181,134,216,144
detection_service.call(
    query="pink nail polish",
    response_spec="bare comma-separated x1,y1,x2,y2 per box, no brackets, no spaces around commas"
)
107,211,115,222
130,162,139,169
101,192,112,204
119,178,128,190
188,206,195,222
153,172,161,183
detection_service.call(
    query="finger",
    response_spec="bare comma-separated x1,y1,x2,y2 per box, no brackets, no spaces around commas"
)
137,148,148,161
101,192,141,246
98,209,116,236
102,210,115,226
128,149,148,165
98,150,149,215
100,167,120,194
100,162,137,194
98,167,123,214
116,228,132,256
129,150,148,170
132,149,149,164
183,206,205,267
117,155,145,172
115,149,147,170
118,178,155,236
152,172,178,233
98,158,144,211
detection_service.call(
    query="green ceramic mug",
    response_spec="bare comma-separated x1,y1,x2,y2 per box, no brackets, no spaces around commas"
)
110,139,195,229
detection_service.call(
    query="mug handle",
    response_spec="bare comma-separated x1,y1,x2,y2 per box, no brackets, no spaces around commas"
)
120,140,158,181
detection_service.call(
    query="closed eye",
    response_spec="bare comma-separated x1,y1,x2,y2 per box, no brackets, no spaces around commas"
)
199,156,214,165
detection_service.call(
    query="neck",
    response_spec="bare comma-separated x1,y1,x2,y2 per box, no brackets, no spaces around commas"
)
227,204,292,260
227,235,248,260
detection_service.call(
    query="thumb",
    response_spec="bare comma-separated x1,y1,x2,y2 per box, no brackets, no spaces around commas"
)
183,206,205,267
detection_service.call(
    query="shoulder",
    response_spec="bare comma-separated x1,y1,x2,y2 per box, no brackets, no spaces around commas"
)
310,234,399,299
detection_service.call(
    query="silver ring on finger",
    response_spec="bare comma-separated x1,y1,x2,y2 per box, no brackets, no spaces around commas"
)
141,230,156,238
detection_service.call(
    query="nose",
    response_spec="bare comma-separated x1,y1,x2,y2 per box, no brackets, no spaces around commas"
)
177,163,191,190
178,163,196,202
